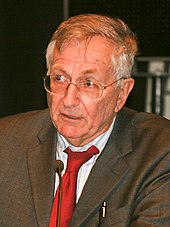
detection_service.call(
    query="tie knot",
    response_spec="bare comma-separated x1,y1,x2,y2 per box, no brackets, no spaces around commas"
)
64,145,99,173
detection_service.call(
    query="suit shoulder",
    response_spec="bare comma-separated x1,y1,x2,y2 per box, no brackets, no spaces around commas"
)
119,107,170,141
129,110,170,154
0,108,51,134
132,111,170,130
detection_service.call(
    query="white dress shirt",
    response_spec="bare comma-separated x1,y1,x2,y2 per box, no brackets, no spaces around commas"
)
54,118,115,202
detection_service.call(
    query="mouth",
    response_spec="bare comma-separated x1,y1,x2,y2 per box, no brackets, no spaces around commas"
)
61,113,81,120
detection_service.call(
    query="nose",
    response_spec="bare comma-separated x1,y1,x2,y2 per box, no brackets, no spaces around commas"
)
62,83,80,107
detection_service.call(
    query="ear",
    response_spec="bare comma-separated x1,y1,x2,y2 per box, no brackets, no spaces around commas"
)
115,78,135,112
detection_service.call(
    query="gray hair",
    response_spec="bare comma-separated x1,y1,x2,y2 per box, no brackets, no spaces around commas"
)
46,14,138,80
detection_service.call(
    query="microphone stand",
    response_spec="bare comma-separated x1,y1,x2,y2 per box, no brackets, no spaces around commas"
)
53,160,64,227
56,170,62,227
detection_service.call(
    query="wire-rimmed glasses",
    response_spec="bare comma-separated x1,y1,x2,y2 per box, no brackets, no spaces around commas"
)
43,75,125,100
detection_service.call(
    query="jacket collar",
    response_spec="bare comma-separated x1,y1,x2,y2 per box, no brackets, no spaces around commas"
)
26,109,56,226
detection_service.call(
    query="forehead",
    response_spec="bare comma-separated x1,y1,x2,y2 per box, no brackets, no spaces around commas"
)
52,36,114,68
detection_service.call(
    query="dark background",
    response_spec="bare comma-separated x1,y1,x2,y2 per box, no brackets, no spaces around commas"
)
0,0,170,117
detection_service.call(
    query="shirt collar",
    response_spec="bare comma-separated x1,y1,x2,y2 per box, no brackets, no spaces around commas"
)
57,116,116,155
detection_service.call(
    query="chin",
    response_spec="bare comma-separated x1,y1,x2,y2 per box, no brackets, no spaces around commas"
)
59,126,82,139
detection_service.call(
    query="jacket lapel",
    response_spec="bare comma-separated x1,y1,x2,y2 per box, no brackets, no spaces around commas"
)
26,111,56,226
71,108,134,226
25,107,135,226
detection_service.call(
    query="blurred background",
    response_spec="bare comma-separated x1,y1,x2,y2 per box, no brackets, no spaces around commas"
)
0,0,170,118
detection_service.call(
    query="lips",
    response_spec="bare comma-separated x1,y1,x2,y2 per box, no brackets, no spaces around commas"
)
62,113,81,120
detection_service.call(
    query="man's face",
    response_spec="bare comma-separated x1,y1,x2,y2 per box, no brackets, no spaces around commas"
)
47,36,134,146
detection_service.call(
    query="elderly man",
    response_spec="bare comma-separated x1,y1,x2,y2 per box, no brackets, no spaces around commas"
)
0,14,170,227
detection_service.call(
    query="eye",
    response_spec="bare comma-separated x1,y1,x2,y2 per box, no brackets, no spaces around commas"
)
53,75,66,83
84,80,94,87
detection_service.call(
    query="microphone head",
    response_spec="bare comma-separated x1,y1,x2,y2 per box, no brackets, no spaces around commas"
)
53,160,64,174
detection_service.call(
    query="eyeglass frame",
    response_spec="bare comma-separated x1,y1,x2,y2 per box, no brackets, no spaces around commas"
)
43,75,126,100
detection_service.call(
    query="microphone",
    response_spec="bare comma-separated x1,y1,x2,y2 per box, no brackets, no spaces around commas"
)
53,160,64,227
53,160,64,175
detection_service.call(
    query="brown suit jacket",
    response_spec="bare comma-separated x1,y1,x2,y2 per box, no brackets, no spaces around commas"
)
0,107,170,226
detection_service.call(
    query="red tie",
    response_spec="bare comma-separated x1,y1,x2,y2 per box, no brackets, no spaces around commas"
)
49,145,99,227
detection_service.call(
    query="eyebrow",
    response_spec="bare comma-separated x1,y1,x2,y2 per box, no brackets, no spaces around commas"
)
81,68,98,75
54,66,66,74
53,66,98,77
51,66,70,78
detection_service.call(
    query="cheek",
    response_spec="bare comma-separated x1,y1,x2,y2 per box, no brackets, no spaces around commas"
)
87,98,116,128
86,106,100,125
98,92,119,121
83,88,119,128
48,95,61,117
